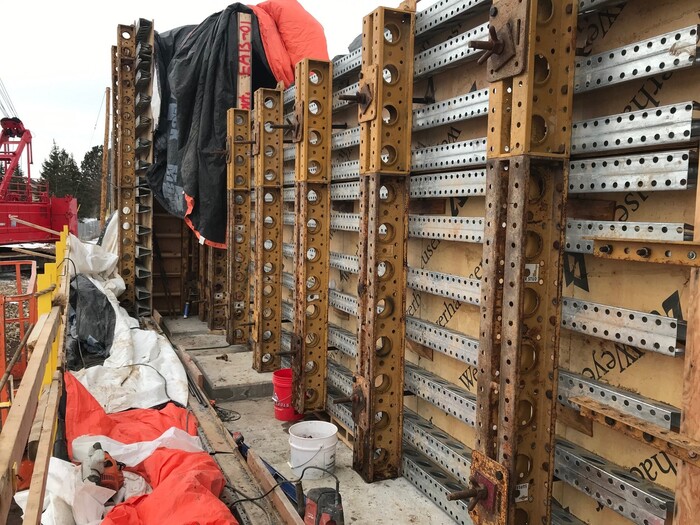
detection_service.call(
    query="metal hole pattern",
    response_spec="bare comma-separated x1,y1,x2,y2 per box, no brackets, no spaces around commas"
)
252,88,283,372
564,219,692,254
555,438,674,524
574,25,698,93
408,215,484,243
329,288,359,315
406,316,479,367
568,149,697,194
405,363,476,426
406,267,480,305
409,170,487,198
413,88,489,129
561,297,683,356
571,102,699,155
557,369,681,430
411,138,487,173
331,127,360,150
414,23,488,79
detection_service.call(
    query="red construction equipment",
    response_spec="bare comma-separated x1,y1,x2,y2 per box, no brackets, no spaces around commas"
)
0,117,77,244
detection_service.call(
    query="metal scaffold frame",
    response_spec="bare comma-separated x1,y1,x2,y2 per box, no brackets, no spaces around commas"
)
226,109,252,345
290,59,333,413
252,87,284,372
470,1,577,524
352,1,415,483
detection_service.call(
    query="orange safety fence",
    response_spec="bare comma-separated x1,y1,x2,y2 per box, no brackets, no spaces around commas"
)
0,260,38,425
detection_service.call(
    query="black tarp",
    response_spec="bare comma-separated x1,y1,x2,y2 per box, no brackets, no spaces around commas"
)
148,4,277,245
65,275,116,371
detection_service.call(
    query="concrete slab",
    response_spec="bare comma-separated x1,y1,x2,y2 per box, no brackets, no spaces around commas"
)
219,398,454,525
194,350,274,401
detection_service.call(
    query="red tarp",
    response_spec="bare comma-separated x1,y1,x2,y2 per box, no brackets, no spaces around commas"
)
250,0,329,86
65,374,238,525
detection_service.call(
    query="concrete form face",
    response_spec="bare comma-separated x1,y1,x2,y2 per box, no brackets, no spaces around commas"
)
132,1,700,523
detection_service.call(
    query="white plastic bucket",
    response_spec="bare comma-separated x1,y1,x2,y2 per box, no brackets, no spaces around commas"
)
288,420,338,479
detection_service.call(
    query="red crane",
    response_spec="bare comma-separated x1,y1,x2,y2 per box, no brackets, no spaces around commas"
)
0,117,77,244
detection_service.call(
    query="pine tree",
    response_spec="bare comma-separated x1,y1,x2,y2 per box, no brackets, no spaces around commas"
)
40,142,82,212
78,146,103,219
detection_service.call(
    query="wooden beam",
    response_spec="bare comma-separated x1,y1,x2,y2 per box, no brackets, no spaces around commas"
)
0,307,60,522
7,216,61,237
22,372,62,524
674,156,700,524
246,449,304,525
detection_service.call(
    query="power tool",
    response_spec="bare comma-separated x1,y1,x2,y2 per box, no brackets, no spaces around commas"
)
302,486,344,525
81,442,125,493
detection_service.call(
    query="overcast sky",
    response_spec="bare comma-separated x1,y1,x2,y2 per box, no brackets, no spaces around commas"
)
2,0,403,175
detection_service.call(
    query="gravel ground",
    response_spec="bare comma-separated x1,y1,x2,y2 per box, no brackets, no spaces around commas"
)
0,276,33,369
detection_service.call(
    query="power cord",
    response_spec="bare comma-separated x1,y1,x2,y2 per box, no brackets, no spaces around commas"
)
228,465,340,511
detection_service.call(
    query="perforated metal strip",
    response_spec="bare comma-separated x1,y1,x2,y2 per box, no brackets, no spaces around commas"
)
329,252,359,273
408,215,484,242
569,149,698,194
555,439,674,525
406,267,480,305
331,127,360,150
411,138,487,173
414,23,489,79
574,25,699,93
410,170,486,198
328,288,358,315
565,219,693,253
571,102,700,156
327,359,353,396
404,362,477,427
406,317,479,367
413,89,489,130
557,369,681,430
561,296,684,356
328,324,358,358
403,408,472,487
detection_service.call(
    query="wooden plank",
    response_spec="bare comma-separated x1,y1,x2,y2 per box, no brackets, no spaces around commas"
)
0,306,60,522
172,344,205,390
22,372,62,524
246,449,305,525
674,154,700,524
26,385,50,461
26,314,49,353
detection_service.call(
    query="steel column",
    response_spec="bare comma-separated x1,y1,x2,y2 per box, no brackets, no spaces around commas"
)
115,25,138,313
133,18,154,317
471,1,577,524
252,88,284,372
352,2,415,483
226,109,252,345
290,59,333,413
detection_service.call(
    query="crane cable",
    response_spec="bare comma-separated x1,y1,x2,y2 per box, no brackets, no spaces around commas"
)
0,76,18,118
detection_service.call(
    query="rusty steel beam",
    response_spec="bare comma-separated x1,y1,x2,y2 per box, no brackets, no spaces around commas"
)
206,248,227,331
290,60,333,413
252,88,284,372
115,24,138,313
470,1,577,524
353,2,415,483
226,109,252,345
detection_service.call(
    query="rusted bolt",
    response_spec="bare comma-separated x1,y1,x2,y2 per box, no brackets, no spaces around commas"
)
469,25,505,65
636,247,651,258
598,244,613,254
338,92,367,104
